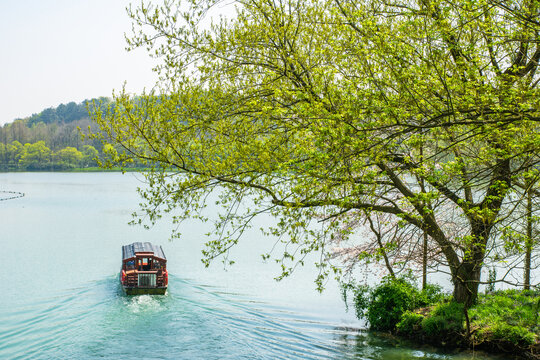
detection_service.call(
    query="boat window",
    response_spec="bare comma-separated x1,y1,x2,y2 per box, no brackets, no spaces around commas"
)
138,257,151,271
153,259,161,269
126,260,135,270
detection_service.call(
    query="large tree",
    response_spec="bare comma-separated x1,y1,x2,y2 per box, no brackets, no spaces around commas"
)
93,0,540,305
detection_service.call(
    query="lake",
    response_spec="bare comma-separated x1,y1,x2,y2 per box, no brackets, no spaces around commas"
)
0,172,505,359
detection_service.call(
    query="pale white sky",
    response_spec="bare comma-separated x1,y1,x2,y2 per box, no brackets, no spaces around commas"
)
0,0,158,125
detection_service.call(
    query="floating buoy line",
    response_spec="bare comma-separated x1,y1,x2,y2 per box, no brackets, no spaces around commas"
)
0,190,25,201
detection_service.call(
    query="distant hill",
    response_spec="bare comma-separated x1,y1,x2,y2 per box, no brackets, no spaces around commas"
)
1,98,110,149
0,98,113,171
26,98,107,126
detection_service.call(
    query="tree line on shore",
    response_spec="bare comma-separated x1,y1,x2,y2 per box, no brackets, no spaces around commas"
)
0,98,134,171
0,141,99,171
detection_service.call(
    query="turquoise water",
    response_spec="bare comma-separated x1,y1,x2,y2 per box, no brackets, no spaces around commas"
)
0,173,504,359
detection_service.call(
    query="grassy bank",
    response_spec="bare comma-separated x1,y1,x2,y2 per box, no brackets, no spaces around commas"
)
345,277,540,359
397,291,539,358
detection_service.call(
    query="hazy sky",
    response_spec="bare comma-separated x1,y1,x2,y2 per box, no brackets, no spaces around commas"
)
0,0,158,125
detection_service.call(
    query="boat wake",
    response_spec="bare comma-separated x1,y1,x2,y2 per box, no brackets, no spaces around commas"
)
124,294,165,314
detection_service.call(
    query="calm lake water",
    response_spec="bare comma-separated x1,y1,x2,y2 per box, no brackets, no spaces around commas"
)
0,173,505,359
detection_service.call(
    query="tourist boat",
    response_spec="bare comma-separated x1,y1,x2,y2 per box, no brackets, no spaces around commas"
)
121,242,168,295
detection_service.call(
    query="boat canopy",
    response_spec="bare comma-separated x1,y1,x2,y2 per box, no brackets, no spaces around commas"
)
122,242,166,261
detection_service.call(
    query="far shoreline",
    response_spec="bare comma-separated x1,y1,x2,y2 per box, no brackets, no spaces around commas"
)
0,167,151,173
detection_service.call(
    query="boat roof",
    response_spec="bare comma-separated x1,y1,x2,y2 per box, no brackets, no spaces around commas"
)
122,242,166,261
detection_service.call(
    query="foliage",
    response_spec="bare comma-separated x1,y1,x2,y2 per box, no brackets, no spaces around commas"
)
421,302,464,337
19,141,51,170
54,147,83,168
340,282,370,319
366,277,419,331
396,311,424,334
418,284,446,305
81,145,99,167
348,276,444,331
91,0,540,302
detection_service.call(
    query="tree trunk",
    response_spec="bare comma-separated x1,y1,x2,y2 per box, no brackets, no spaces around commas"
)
419,145,428,291
525,186,533,290
451,216,496,305
422,231,428,290
452,263,482,306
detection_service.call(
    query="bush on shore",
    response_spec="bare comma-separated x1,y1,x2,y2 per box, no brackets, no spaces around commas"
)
346,278,540,358
345,274,445,331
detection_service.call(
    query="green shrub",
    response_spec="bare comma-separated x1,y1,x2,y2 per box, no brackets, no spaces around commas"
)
349,284,371,320
396,311,424,333
421,302,464,337
346,276,448,332
479,323,536,347
419,284,446,305
364,276,421,331
431,301,464,318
